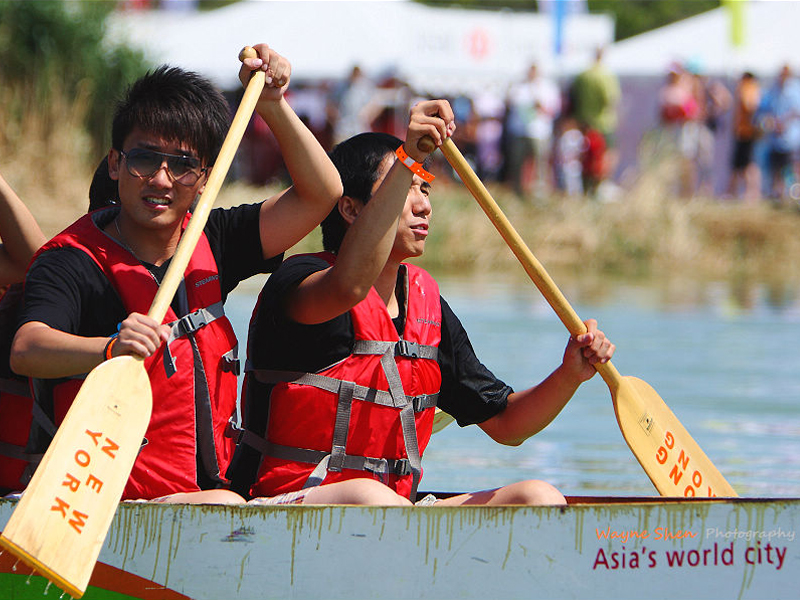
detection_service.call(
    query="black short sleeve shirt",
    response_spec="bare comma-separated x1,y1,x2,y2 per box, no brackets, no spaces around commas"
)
247,254,511,426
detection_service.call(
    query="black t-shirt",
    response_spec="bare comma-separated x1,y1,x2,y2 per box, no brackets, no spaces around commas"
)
19,204,281,336
0,284,24,380
247,254,511,427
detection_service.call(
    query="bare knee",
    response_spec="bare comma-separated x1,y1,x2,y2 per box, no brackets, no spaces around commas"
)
153,489,247,505
499,480,566,506
304,479,412,506
346,479,412,506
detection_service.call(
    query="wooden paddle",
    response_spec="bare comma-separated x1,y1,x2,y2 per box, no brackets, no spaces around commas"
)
0,47,266,598
427,136,736,497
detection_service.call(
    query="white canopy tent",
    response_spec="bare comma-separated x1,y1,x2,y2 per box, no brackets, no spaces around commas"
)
107,0,614,95
595,0,800,79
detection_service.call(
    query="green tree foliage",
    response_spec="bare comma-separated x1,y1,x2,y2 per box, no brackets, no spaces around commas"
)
415,0,720,41
587,0,720,40
0,0,149,155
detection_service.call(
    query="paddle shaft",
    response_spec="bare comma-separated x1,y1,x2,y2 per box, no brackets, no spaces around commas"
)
438,138,621,390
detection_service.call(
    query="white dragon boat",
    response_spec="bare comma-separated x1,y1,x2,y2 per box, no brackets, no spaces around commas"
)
1,495,797,600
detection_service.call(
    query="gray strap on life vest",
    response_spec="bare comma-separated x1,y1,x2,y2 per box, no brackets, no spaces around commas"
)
163,301,227,378
353,339,438,361
250,369,438,412
31,399,57,438
328,380,354,473
189,334,224,486
0,440,43,463
235,433,413,481
376,345,422,499
0,378,31,397
0,378,45,466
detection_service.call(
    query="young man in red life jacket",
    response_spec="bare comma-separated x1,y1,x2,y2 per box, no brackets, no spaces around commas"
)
0,172,46,495
230,100,616,507
9,43,343,503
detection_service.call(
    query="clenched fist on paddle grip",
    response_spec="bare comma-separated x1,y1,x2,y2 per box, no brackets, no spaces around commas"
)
238,43,291,103
110,313,170,360
403,100,456,163
562,319,615,383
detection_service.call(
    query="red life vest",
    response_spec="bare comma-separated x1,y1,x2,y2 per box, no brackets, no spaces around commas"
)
32,210,240,500
0,285,44,493
0,377,38,494
244,253,442,500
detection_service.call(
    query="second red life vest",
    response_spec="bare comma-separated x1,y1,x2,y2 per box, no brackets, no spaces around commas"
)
245,253,442,500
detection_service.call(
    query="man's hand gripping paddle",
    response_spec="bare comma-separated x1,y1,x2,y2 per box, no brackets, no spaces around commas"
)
424,136,736,497
0,47,266,598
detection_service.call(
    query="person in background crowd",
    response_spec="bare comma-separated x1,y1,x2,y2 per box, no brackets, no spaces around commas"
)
472,89,506,182
505,63,561,199
685,58,731,197
728,72,762,202
658,63,699,197
553,115,585,196
756,64,800,203
569,47,621,197
331,65,379,145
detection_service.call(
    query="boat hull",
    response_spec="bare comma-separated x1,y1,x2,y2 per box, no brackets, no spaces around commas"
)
1,497,798,599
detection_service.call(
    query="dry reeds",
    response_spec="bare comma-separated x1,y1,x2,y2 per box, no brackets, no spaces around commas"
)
4,87,800,292
1,81,95,238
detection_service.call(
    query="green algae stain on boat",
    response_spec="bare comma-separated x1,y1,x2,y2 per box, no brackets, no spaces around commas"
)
2,498,800,600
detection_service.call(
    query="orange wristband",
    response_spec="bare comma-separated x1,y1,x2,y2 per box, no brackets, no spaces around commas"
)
395,145,435,182
103,334,118,361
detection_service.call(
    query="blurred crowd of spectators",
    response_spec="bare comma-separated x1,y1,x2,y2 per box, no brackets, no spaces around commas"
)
658,59,800,205
241,49,800,206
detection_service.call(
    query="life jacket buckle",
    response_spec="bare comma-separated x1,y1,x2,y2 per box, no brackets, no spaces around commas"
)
361,457,391,479
176,309,209,337
395,340,420,358
225,417,242,441
222,348,240,376
394,459,412,476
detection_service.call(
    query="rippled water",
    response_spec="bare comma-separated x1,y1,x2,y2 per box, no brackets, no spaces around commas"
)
226,272,800,499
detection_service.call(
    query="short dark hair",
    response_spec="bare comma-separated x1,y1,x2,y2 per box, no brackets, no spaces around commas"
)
88,156,118,212
111,66,230,165
322,132,403,253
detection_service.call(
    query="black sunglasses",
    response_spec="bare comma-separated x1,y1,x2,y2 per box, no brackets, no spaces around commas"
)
120,148,207,186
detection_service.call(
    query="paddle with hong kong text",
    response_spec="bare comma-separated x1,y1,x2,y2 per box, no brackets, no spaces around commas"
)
0,47,266,598
424,136,737,497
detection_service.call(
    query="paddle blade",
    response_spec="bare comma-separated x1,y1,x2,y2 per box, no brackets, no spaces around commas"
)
611,375,737,497
432,408,455,434
0,356,151,598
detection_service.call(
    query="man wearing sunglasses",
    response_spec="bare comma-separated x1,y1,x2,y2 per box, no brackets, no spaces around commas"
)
9,43,342,503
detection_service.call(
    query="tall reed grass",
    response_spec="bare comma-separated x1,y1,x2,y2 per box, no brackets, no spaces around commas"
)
4,88,800,296
250,153,800,290
0,83,95,238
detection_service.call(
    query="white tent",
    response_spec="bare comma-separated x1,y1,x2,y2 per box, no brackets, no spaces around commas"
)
596,1,800,79
107,0,614,94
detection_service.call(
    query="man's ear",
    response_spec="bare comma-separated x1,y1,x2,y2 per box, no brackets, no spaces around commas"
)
108,149,121,181
338,196,364,225
196,166,209,195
